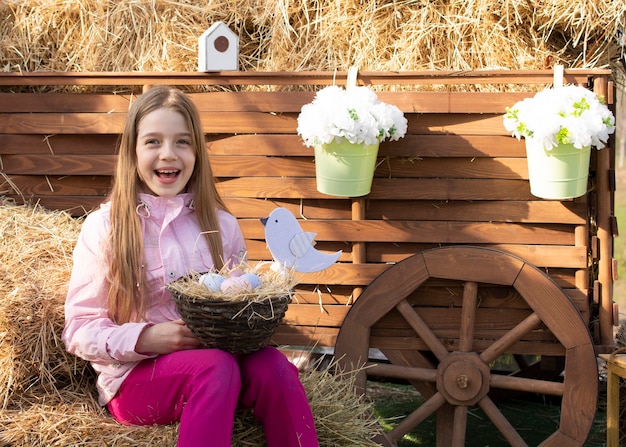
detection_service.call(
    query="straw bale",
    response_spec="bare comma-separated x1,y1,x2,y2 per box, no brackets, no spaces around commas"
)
0,387,180,447
0,199,381,446
0,200,90,408
0,0,623,91
0,363,380,447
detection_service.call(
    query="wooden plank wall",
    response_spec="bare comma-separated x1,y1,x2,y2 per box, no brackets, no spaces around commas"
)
0,71,616,352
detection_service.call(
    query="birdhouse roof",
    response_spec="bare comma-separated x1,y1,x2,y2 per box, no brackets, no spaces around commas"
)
201,21,237,40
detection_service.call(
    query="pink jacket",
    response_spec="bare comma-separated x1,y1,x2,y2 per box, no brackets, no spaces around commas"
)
62,193,246,406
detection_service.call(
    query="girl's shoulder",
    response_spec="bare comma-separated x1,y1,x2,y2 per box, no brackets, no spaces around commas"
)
216,207,236,219
216,208,243,238
86,201,111,220
216,208,240,225
80,202,112,236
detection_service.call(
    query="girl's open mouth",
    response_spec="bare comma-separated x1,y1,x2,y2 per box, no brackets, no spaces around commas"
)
155,169,180,179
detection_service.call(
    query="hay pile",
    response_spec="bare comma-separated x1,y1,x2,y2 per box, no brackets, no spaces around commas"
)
0,365,379,447
0,1,623,77
0,199,380,447
0,200,89,408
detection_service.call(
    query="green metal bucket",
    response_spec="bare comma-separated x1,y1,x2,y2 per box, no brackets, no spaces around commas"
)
314,140,380,197
525,139,591,200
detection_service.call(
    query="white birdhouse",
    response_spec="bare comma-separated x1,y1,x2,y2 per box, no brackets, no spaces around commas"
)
198,22,239,72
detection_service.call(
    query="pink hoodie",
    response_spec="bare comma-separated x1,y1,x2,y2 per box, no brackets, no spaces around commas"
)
62,193,246,406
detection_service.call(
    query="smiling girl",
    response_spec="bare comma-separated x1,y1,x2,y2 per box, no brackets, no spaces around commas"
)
62,86,319,447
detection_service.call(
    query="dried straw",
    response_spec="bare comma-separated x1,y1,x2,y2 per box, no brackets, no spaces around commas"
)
0,199,381,446
0,387,178,447
1,0,623,91
0,362,380,447
0,200,89,408
0,387,180,447
167,264,297,303
303,360,382,445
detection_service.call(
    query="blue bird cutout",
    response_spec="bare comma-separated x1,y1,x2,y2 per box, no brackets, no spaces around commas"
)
261,207,341,273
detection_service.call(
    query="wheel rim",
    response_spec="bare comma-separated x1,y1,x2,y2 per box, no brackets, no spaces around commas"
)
335,246,598,447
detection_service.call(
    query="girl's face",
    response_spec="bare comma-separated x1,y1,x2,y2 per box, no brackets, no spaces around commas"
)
136,108,196,197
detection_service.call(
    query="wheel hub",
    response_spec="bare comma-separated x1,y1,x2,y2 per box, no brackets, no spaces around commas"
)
436,352,490,406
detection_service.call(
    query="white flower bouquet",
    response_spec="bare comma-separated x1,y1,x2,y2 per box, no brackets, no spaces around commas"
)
297,85,408,147
503,84,615,150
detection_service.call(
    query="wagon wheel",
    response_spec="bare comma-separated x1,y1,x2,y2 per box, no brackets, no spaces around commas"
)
335,246,597,447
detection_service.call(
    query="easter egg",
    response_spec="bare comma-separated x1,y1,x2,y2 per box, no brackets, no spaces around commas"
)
199,272,225,291
228,269,244,278
220,276,250,293
240,273,262,290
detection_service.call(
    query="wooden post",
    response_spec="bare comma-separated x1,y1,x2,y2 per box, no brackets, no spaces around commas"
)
351,198,366,300
594,75,616,346
599,351,626,446
574,225,589,290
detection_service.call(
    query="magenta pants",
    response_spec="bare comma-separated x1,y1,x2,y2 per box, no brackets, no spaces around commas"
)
107,347,318,447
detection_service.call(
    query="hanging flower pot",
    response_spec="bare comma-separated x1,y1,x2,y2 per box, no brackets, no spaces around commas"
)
296,81,407,197
503,83,615,200
525,139,591,199
314,139,380,197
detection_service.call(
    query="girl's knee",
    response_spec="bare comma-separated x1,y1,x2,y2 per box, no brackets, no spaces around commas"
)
164,349,241,384
241,347,298,382
197,349,240,376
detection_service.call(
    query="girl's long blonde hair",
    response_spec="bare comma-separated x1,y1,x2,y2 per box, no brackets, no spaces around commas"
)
107,86,227,324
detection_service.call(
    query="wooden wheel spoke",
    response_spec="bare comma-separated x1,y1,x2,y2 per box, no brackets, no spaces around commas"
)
380,349,438,399
452,405,468,446
387,392,446,443
478,396,528,447
459,281,478,353
365,362,438,383
395,299,449,360
490,374,564,397
479,312,542,364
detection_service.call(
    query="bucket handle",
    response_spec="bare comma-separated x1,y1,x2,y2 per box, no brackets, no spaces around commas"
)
553,64,564,89
347,66,358,89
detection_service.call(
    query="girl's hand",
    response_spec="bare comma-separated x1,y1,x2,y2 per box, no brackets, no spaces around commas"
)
135,319,202,355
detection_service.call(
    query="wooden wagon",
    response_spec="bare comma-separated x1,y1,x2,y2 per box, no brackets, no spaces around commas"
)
0,69,618,446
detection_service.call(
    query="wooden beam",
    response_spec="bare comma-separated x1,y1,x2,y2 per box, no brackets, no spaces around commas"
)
0,69,611,87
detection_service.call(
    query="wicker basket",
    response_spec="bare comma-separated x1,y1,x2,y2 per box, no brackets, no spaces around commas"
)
169,285,291,354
